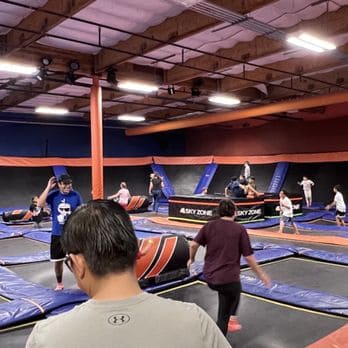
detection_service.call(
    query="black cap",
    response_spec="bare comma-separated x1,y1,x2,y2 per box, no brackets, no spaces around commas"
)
58,174,72,184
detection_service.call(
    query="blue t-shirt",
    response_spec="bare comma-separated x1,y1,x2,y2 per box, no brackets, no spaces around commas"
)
46,190,82,236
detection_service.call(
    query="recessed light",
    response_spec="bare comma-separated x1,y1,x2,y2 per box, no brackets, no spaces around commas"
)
117,114,145,122
118,81,158,93
208,95,241,106
35,107,69,115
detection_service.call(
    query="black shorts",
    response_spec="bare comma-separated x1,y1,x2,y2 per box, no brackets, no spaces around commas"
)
50,235,66,261
336,210,346,219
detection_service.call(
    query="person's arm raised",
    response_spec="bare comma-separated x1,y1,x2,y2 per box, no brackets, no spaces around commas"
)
37,177,56,208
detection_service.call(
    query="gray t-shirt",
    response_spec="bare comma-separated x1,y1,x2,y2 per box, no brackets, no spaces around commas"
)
26,292,231,348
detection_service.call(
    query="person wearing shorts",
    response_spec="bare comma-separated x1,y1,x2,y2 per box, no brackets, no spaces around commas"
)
278,190,300,234
298,176,314,207
37,174,82,290
326,185,346,227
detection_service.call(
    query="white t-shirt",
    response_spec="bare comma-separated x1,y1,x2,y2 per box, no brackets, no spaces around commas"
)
334,192,346,212
280,196,293,217
300,179,314,192
244,164,250,179
26,292,231,348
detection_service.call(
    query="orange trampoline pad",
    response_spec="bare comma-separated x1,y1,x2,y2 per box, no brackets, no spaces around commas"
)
148,217,348,246
307,324,348,348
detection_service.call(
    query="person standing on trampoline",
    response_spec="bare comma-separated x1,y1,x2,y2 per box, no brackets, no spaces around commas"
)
26,200,231,348
243,161,251,179
187,199,271,336
326,185,346,226
107,182,131,209
278,190,300,234
297,176,314,207
37,174,82,291
149,172,164,213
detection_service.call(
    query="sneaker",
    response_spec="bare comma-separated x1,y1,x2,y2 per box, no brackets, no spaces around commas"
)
228,318,242,332
54,283,64,291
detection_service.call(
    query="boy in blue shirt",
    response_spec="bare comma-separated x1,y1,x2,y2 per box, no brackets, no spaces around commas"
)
38,174,82,290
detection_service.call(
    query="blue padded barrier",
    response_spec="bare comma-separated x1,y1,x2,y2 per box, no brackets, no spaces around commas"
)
267,162,289,194
322,211,348,223
0,231,22,239
194,163,218,195
150,164,175,199
295,222,348,238
241,248,294,266
297,248,348,265
0,251,50,265
23,230,52,244
244,218,279,229
240,274,348,316
0,266,88,328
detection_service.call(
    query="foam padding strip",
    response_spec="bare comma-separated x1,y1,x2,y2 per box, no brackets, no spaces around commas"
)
240,274,348,317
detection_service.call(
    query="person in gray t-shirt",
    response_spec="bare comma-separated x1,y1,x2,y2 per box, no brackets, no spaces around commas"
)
26,200,231,348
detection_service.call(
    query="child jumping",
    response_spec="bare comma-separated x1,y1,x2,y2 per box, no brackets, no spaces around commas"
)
297,176,314,207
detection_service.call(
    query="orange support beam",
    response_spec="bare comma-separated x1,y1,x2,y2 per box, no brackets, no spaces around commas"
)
126,90,348,136
90,75,104,199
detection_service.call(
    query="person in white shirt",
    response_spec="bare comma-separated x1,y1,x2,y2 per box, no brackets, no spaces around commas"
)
297,176,314,207
107,182,131,208
325,185,346,226
277,190,300,234
243,161,251,179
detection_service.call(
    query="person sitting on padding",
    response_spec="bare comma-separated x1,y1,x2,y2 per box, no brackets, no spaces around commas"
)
225,176,246,198
107,182,131,209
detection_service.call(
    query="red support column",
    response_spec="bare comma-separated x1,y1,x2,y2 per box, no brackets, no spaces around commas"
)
90,75,104,199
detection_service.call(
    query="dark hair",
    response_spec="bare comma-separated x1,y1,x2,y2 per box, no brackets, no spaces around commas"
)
280,189,288,195
334,185,342,192
62,200,138,276
231,176,237,181
218,199,236,217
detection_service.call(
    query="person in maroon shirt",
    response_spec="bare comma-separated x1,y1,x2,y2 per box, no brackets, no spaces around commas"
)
187,199,271,336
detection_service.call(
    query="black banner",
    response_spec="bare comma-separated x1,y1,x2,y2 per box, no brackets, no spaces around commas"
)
168,195,264,223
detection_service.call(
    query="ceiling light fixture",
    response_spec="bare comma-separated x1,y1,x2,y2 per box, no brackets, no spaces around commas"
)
117,114,145,122
287,33,336,53
0,61,38,75
118,81,158,93
35,106,69,115
209,95,241,106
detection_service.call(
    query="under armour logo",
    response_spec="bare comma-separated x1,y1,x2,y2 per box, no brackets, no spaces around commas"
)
108,314,130,326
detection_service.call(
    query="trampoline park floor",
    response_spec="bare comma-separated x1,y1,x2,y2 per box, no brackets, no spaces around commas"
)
159,281,347,348
1,212,348,347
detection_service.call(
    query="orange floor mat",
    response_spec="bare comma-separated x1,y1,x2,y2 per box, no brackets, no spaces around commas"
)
307,324,348,348
148,217,348,246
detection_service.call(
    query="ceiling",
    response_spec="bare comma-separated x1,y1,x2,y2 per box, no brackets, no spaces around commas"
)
1,0,348,131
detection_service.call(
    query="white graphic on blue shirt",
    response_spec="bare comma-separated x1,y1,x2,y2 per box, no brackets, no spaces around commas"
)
57,200,72,224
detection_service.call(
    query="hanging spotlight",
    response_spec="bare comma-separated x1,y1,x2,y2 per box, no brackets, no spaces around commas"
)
106,67,118,85
191,87,201,97
41,57,52,66
36,67,47,81
167,85,175,95
69,60,80,71
65,70,77,84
